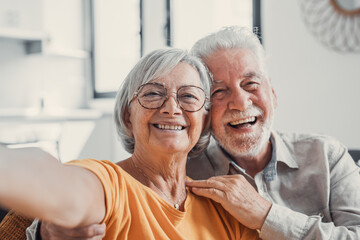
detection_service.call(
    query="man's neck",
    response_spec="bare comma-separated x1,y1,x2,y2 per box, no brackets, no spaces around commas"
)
231,140,273,178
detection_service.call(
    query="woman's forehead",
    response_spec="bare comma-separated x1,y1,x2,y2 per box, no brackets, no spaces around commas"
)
148,63,202,88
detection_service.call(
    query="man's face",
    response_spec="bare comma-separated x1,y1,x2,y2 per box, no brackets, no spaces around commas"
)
205,48,277,157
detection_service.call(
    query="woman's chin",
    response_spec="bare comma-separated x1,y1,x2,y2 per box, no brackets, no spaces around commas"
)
154,143,190,156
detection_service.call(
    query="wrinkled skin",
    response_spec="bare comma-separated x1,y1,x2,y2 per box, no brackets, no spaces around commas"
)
40,221,106,240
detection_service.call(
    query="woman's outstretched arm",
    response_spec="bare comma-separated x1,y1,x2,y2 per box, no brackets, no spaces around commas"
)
0,145,105,228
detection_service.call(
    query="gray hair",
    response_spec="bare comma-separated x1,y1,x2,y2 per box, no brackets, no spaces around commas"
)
190,26,268,77
114,48,211,157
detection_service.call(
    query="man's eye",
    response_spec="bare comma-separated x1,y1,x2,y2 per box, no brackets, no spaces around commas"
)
211,89,227,98
244,81,259,90
212,89,224,95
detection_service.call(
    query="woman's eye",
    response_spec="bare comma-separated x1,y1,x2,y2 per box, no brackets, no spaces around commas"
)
179,94,199,104
182,94,197,99
143,91,163,97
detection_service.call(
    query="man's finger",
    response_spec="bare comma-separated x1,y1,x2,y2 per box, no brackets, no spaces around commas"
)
190,186,225,203
186,178,226,189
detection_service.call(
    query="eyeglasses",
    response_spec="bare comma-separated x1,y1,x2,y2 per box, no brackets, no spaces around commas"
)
131,82,207,112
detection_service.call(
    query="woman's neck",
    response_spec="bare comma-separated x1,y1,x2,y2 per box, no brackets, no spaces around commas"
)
118,151,187,193
118,149,188,209
131,149,187,182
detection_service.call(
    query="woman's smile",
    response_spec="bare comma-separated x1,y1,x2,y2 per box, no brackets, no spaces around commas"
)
152,121,187,131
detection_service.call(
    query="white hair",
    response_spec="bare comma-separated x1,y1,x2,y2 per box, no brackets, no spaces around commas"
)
190,26,268,78
114,48,211,156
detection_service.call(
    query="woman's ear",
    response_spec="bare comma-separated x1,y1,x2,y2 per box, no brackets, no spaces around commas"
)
124,107,133,135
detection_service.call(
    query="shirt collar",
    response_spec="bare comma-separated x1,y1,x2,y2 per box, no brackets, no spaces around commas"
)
207,131,299,181
271,131,299,169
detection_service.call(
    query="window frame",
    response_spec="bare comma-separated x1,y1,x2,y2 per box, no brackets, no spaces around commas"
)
90,0,261,99
90,0,143,99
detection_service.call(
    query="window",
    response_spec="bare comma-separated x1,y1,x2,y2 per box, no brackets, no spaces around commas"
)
91,0,141,98
170,0,256,50
91,0,261,98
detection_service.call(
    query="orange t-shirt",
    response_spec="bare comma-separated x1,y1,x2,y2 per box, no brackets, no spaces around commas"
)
68,159,259,240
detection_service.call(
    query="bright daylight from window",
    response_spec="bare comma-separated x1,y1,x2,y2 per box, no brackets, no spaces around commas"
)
94,0,253,96
172,0,253,50
94,0,141,94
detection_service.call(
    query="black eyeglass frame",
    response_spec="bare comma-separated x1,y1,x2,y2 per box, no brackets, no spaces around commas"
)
131,82,208,112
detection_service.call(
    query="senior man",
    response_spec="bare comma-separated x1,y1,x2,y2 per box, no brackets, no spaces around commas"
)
27,26,360,239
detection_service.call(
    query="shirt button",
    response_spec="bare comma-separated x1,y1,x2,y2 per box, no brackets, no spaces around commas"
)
318,212,324,218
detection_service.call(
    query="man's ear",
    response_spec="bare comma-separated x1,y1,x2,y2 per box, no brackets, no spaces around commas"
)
269,77,278,109
272,87,278,109
124,107,133,135
202,109,211,132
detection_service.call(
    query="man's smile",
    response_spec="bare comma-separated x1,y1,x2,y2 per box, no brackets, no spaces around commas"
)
227,116,258,129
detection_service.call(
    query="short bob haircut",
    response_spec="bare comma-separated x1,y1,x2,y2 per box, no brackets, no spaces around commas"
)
190,26,268,78
114,48,211,157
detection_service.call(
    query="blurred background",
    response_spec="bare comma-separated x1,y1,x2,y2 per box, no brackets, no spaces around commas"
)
0,0,359,163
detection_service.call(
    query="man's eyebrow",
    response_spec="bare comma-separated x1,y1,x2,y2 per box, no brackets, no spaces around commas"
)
212,79,224,84
244,71,262,78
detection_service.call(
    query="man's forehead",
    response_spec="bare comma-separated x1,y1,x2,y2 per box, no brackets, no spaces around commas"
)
211,71,263,84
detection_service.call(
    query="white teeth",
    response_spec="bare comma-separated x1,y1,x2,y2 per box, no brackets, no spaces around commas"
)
156,124,183,130
229,117,256,126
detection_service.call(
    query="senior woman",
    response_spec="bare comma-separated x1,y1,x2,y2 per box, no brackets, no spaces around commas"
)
0,48,259,239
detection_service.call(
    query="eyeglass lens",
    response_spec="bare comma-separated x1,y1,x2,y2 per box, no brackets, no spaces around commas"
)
137,83,206,112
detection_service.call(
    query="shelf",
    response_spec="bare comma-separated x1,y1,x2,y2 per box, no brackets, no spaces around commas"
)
0,28,46,41
0,108,103,122
25,41,90,59
0,28,89,59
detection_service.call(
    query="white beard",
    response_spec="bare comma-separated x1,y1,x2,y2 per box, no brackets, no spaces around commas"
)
213,108,274,158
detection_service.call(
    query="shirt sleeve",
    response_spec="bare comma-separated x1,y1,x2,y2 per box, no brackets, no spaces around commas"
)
259,143,360,240
66,159,122,225
25,219,40,240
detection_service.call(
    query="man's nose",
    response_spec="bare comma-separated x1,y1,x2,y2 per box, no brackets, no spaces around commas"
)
160,93,182,115
228,88,252,111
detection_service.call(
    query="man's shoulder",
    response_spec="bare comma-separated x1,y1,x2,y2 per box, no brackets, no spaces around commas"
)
274,131,348,164
187,138,225,179
275,131,344,147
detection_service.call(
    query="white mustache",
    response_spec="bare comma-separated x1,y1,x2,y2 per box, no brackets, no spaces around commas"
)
225,106,264,122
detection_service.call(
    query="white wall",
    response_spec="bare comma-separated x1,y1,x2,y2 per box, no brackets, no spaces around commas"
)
0,39,86,109
0,0,87,109
262,1,360,148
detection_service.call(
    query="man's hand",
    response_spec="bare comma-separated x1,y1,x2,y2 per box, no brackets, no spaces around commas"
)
186,175,271,230
40,221,106,240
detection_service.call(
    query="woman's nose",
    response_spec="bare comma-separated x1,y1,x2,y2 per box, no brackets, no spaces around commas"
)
159,93,182,115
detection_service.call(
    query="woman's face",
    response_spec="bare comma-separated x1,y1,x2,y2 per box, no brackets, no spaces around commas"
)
127,62,207,156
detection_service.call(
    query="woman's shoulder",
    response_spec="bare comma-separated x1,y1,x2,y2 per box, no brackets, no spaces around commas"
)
66,159,133,184
66,159,118,171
